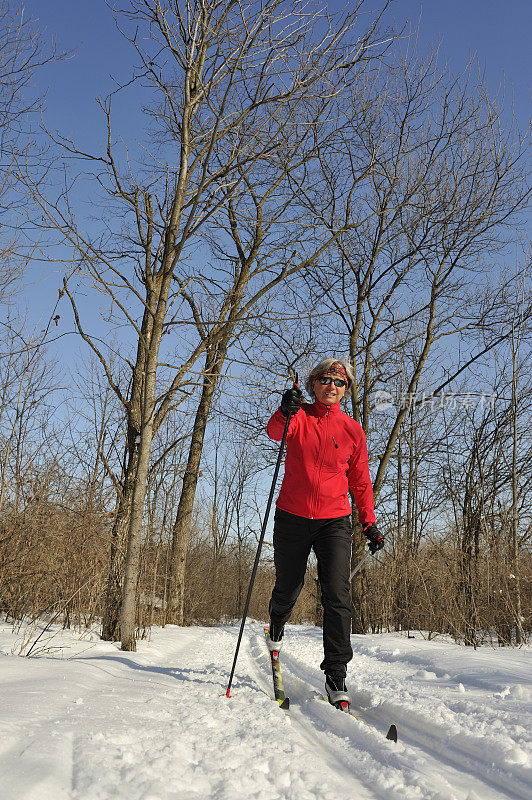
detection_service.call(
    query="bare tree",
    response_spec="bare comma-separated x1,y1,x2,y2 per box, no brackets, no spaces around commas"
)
507,267,529,644
0,1,64,528
287,50,529,631
165,125,379,622
493,262,531,644
20,0,393,648
0,0,61,299
0,317,58,515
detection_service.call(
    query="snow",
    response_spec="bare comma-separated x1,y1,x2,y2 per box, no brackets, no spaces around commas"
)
0,619,530,800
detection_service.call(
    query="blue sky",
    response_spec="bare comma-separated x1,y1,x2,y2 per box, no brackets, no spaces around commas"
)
385,0,530,111
18,0,531,339
25,0,530,137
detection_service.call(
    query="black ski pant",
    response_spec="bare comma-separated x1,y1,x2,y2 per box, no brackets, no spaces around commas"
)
269,508,353,676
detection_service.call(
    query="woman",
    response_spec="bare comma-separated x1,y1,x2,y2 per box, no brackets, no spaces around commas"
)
265,358,384,707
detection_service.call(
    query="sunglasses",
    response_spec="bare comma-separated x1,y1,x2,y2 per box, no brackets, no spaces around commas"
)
316,376,347,388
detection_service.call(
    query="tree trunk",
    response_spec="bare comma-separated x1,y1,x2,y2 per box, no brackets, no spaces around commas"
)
101,437,139,641
119,276,170,650
120,423,155,650
459,512,480,647
350,518,367,634
166,353,219,624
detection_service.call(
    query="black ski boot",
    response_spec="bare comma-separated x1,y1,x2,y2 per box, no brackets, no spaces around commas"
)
325,673,350,707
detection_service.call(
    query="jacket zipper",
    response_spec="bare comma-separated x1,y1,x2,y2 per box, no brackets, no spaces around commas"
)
311,410,328,518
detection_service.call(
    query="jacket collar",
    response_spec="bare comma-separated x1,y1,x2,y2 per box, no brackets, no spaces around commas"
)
311,399,342,417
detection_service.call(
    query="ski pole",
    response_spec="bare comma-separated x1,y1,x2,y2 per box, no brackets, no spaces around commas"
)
349,549,373,580
226,375,298,698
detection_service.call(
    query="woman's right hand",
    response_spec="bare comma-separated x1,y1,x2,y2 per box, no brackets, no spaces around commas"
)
280,387,303,417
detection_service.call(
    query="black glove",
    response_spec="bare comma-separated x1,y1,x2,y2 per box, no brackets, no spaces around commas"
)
364,524,385,554
280,386,303,417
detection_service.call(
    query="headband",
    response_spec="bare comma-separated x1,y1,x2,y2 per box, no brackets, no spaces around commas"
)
316,363,348,382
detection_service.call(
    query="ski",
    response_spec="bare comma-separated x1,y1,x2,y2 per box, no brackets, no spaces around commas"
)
264,626,290,709
315,692,397,742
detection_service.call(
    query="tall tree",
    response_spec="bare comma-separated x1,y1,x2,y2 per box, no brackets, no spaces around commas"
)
22,0,392,648
279,51,529,631
0,0,62,515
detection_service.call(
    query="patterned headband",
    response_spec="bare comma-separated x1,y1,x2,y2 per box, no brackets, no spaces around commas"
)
317,363,348,382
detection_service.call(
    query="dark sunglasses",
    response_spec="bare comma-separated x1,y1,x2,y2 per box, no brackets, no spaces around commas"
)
316,376,347,388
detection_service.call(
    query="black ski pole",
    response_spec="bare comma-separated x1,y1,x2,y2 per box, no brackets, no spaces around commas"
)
226,375,298,698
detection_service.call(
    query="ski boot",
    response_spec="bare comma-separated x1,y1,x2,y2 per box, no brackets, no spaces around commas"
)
266,621,284,653
325,673,351,711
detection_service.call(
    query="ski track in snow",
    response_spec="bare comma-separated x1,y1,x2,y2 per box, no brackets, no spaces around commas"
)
0,620,530,800
270,635,530,800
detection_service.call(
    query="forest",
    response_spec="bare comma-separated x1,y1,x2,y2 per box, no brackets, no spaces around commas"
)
0,0,530,652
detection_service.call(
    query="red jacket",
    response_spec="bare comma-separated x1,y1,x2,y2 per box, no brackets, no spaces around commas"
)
267,400,376,523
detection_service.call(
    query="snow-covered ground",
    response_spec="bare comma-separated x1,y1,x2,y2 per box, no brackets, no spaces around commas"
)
0,618,530,800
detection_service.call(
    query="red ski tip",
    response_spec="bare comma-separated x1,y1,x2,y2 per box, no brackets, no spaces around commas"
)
226,689,231,698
